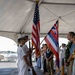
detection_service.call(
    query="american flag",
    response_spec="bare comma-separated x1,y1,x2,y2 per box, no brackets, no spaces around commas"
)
32,1,40,57
45,20,59,68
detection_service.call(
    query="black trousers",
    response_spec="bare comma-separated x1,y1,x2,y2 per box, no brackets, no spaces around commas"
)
43,59,47,73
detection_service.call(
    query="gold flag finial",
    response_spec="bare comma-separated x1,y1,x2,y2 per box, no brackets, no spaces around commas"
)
36,0,39,2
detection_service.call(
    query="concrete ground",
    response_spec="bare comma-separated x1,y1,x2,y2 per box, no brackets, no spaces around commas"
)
0,61,62,75
0,61,43,75
0,67,44,75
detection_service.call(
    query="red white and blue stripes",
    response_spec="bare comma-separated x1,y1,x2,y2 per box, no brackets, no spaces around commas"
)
45,20,59,68
32,1,40,57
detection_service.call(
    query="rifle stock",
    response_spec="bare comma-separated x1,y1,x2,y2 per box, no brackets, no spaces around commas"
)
29,40,37,75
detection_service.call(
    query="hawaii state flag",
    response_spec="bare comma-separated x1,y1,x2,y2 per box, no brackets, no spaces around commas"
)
45,20,59,68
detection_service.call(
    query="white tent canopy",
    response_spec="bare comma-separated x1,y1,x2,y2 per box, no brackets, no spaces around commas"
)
0,0,75,41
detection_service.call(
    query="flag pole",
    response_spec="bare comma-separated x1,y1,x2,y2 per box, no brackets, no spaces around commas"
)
29,40,37,75
36,0,39,2
31,36,46,56
61,58,65,75
58,19,65,75
58,19,60,70
58,18,59,53
40,36,46,45
58,19,64,75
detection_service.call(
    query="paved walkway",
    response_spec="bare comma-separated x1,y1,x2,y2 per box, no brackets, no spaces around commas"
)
0,67,43,75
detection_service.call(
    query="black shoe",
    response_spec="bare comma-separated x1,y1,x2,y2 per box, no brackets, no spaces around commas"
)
28,68,30,71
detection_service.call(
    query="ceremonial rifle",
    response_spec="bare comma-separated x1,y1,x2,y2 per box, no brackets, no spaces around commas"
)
29,40,37,75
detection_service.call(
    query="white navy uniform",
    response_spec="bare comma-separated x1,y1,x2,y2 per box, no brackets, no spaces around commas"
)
17,44,29,75
23,44,29,61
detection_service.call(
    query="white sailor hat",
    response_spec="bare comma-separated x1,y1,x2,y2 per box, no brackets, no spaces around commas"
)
18,36,25,41
17,35,28,41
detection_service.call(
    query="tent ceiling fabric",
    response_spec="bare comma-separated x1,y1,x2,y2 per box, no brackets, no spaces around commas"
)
0,0,75,40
